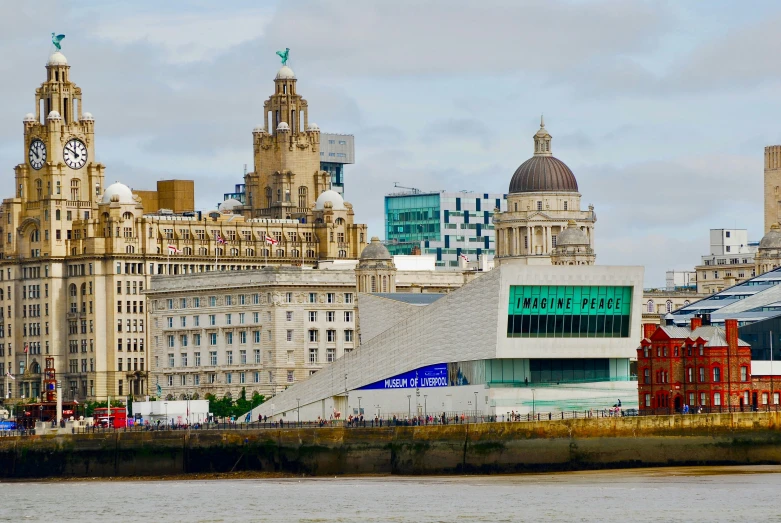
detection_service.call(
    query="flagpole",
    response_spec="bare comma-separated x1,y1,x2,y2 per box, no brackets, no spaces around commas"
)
265,230,269,267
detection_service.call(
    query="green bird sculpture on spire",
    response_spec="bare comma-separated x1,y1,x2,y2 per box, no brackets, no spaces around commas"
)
51,33,65,50
276,47,290,66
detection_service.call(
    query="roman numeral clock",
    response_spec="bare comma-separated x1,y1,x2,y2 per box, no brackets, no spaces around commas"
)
63,138,87,170
28,139,46,170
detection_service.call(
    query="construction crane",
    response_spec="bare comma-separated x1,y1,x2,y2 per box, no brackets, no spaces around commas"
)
393,182,421,194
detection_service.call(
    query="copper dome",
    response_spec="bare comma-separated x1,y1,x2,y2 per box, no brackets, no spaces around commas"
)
508,156,578,194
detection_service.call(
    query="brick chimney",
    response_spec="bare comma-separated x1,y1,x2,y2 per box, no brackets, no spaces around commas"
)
642,323,657,339
725,319,738,350
690,317,702,331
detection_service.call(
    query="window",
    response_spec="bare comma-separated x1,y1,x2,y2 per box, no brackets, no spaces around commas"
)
646,300,654,313
240,350,247,364
167,335,174,348
309,311,317,322
699,367,705,382
700,392,706,406
309,348,318,363
167,317,173,328
286,311,293,321
643,368,650,384
309,293,317,303
194,352,201,366
226,351,233,364
344,293,353,304
194,297,200,308
254,349,261,364
741,366,748,381
687,367,693,383
168,353,175,367
253,330,261,343
287,330,293,342
226,373,232,384
209,314,216,326
225,313,232,325
253,312,259,323
644,394,650,407
537,201,542,211
326,311,335,322
743,390,750,406
327,329,336,342
713,392,721,406
225,295,232,306
209,351,217,365
180,335,188,347
194,334,201,346
344,329,354,342
209,296,216,306
209,333,217,345
344,311,353,322
309,330,318,342
285,292,293,303
226,332,233,345
253,372,260,383
194,315,200,327
775,392,780,406
180,317,187,328
762,392,769,405
287,371,294,383
239,313,245,324
713,367,721,382
239,331,247,344
327,293,335,303
181,353,188,367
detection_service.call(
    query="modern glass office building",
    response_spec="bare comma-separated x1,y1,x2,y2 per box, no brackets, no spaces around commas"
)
385,191,507,266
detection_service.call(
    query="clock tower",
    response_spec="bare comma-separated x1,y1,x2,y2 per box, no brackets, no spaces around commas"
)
7,49,105,259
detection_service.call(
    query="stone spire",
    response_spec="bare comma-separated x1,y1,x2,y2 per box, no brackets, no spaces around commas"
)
533,115,552,157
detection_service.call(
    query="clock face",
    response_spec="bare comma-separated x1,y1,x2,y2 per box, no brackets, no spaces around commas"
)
28,139,46,170
63,138,87,170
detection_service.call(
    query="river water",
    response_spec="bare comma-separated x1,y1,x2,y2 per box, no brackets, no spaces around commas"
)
3,466,781,522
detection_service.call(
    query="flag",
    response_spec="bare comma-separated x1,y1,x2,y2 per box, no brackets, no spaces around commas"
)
23,342,28,353
167,245,181,254
216,234,226,245
5,372,14,381
265,235,278,245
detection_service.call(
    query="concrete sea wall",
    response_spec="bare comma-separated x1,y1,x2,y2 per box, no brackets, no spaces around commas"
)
2,412,781,478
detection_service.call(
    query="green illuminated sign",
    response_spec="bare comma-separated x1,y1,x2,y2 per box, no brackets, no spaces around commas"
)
507,286,632,338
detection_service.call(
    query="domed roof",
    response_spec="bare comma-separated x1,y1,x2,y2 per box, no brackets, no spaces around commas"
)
276,122,290,132
219,198,243,211
276,66,295,79
509,118,578,194
760,224,781,249
556,220,589,246
47,51,67,66
47,110,61,120
307,123,320,132
101,182,135,205
360,237,392,260
314,190,345,210
253,125,266,134
81,112,94,121
509,156,578,194
23,113,35,122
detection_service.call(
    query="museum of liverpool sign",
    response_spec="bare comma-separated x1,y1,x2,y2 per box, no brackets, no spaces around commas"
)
358,363,449,390
507,285,632,338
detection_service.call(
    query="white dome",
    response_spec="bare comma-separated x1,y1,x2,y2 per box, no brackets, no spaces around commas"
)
23,113,35,122
81,112,94,121
307,123,320,132
47,51,67,66
315,190,346,211
47,110,61,120
101,182,135,205
252,125,265,134
219,198,243,211
276,122,290,132
276,65,295,79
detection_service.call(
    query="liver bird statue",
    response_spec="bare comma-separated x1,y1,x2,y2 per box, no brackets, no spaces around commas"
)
51,33,65,50
276,47,290,66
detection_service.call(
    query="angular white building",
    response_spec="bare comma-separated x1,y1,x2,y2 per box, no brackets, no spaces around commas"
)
248,262,644,421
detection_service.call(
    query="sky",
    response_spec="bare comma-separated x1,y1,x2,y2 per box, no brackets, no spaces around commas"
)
1,0,780,287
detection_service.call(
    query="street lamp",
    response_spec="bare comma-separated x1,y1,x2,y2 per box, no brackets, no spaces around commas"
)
407,395,411,419
424,395,428,419
357,396,362,416
164,402,168,429
531,388,536,418
474,392,479,416
296,398,300,425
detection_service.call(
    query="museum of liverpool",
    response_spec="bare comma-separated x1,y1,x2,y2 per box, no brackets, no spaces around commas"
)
248,262,644,421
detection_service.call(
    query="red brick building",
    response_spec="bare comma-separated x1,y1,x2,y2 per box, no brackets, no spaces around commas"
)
637,316,779,413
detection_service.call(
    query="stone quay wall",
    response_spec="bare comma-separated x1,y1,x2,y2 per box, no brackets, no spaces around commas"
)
2,412,781,478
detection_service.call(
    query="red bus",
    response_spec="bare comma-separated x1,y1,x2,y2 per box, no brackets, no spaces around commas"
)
93,407,127,428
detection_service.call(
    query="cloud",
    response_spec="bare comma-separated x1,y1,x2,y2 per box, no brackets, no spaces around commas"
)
421,118,493,148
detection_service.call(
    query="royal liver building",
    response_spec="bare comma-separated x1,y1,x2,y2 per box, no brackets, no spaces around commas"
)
0,46,367,405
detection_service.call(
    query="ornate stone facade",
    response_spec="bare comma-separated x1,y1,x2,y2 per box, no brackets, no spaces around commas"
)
0,51,367,405
494,119,596,264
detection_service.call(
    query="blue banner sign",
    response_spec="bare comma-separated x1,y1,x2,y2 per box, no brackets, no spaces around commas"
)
358,363,448,390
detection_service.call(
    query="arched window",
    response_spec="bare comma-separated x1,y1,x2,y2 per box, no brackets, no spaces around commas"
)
276,249,284,257
125,245,135,253
666,300,673,313
198,248,208,255
713,392,721,406
291,249,299,258
30,229,39,243
335,218,345,225
647,300,654,313
230,248,239,256
563,201,568,211
246,248,254,256
69,284,77,297
81,283,86,295
122,212,133,221
371,276,376,292
216,248,224,256
184,247,192,255
56,209,61,220
338,250,346,258
298,186,307,209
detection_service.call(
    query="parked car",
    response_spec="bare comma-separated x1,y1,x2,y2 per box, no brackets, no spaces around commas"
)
622,408,639,417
